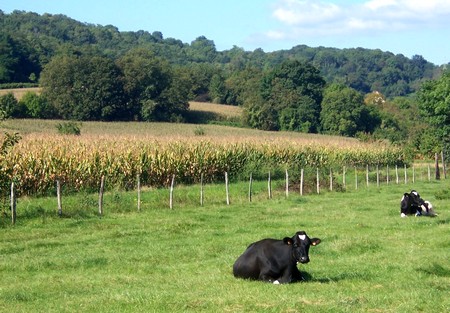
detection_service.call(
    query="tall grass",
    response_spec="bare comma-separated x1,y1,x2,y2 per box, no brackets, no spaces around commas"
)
0,179,448,312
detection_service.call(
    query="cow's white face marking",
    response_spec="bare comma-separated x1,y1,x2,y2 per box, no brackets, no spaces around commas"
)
412,191,418,196
401,195,405,201
273,280,280,284
298,234,306,241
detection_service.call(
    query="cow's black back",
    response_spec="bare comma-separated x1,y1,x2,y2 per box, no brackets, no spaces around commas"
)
233,231,321,284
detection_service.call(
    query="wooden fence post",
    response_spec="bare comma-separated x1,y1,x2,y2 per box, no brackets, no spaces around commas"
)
170,174,175,209
200,173,204,206
395,165,399,184
404,164,407,184
285,169,289,198
435,153,440,180
316,168,320,194
248,173,253,202
300,168,304,196
386,165,389,184
428,164,431,181
137,174,141,212
98,175,105,216
342,166,346,189
56,179,62,217
329,168,333,191
268,171,272,199
11,182,16,225
225,172,230,205
366,165,369,187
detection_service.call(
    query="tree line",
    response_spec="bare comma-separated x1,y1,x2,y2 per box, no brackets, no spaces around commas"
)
1,10,450,157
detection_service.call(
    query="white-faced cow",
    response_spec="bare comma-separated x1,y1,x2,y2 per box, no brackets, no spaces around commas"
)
400,190,437,217
233,231,321,284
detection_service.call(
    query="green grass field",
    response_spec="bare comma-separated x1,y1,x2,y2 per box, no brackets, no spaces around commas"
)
1,178,449,312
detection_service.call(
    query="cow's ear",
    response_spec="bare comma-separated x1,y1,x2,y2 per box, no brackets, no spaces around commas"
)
283,237,294,245
310,238,321,246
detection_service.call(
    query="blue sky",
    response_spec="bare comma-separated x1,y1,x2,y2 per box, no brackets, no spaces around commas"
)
1,0,450,65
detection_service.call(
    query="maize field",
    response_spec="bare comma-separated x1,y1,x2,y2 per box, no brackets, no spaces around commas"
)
2,134,406,196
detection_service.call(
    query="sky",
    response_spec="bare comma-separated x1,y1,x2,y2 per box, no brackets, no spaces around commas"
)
1,0,450,65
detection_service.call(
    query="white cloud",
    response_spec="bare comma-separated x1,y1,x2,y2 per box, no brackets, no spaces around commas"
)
268,0,450,39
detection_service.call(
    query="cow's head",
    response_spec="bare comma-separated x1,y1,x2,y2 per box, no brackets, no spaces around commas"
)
409,190,425,206
284,231,321,264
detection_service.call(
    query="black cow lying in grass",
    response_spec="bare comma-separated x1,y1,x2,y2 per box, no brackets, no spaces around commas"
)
233,231,321,284
400,190,437,217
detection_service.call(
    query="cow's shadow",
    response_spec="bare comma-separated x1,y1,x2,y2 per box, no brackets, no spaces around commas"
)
302,271,370,284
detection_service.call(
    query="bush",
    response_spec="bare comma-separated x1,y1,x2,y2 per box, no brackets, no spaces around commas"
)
56,122,81,135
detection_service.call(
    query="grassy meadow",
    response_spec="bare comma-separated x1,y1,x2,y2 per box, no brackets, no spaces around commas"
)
0,100,448,312
1,178,449,312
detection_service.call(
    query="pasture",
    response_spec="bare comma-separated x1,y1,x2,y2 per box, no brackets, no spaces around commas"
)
0,102,447,311
1,179,449,312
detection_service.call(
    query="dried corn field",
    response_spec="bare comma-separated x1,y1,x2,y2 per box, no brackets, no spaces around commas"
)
2,131,406,196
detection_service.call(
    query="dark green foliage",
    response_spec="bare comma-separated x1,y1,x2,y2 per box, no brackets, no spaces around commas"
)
40,54,126,121
0,10,441,100
417,71,450,149
244,60,325,131
0,92,26,118
320,84,380,136
18,92,55,119
56,121,81,135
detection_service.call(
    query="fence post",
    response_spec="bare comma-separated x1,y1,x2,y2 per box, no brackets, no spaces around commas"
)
404,164,407,184
342,166,346,189
316,168,320,194
329,168,333,191
428,164,431,181
435,153,440,180
169,174,175,209
300,168,304,196
395,165,399,184
56,179,63,217
285,169,289,198
11,182,16,225
137,174,141,212
386,165,389,184
248,173,253,202
225,172,230,205
200,173,204,206
268,171,272,199
98,175,105,216
366,165,369,187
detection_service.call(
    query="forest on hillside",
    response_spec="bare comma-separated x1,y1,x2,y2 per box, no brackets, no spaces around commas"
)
1,10,450,157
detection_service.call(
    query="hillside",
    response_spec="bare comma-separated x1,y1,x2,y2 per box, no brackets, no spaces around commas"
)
0,10,443,98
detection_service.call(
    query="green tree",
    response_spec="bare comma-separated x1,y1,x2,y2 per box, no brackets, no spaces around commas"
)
244,60,325,131
0,92,26,118
117,48,172,119
209,73,226,104
320,84,380,137
19,91,55,119
40,54,125,120
417,71,450,153
117,48,189,122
